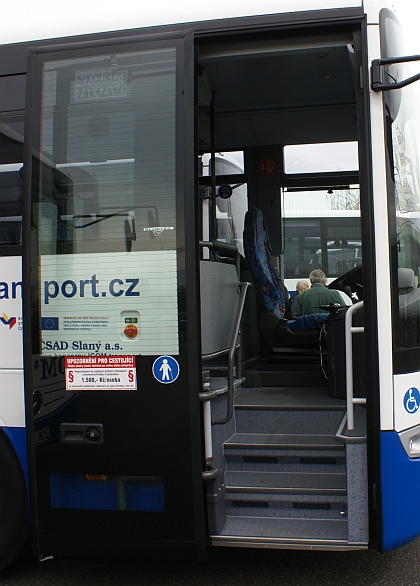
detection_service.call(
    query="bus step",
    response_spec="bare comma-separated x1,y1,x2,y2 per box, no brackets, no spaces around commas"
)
214,515,348,541
225,493,347,520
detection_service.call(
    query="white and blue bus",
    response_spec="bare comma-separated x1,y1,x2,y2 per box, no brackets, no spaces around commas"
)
1,0,420,569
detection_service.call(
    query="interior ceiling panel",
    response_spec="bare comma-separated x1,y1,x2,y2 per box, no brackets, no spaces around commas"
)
200,41,357,149
215,106,358,149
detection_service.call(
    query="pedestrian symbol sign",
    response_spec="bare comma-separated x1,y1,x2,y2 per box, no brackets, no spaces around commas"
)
152,355,180,384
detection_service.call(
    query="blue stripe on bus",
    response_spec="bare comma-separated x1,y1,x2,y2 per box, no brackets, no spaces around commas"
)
0,426,27,486
50,473,165,512
381,430,420,550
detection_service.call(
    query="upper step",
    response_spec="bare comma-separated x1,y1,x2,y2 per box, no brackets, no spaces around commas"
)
235,386,346,410
243,362,328,388
233,387,346,435
234,409,345,435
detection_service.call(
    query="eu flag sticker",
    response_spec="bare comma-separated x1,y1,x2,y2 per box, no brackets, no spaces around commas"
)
41,317,59,330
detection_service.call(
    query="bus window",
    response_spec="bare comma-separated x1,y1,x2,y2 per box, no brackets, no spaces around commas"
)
199,152,248,255
282,185,361,289
31,46,180,358
35,49,177,256
284,141,359,174
383,12,420,370
0,116,24,248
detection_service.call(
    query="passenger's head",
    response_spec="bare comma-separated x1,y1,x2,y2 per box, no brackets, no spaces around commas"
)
296,280,309,293
309,269,327,286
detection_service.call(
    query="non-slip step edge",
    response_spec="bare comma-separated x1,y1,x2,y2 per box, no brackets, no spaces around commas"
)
223,492,347,504
234,404,346,411
225,470,347,491
211,535,368,551
225,433,344,451
226,485,347,495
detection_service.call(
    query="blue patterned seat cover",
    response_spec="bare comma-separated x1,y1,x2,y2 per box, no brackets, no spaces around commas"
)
244,208,327,332
244,208,286,318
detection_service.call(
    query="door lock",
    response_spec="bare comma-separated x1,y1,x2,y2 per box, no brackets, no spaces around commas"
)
85,426,102,442
60,423,104,444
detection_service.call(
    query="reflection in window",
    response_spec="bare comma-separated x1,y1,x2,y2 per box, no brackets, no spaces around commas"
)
35,48,177,256
32,47,180,357
384,13,420,356
199,152,247,255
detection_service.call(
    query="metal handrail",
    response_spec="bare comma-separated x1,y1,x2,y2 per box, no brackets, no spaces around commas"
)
202,344,240,362
201,385,220,481
199,240,240,276
334,412,367,444
345,301,366,430
212,281,250,425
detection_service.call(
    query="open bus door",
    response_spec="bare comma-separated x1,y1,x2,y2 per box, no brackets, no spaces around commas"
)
22,31,208,560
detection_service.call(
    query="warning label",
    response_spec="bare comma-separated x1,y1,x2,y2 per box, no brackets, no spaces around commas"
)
65,356,136,390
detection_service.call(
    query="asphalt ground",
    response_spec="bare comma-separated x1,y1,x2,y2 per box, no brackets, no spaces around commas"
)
1,540,420,586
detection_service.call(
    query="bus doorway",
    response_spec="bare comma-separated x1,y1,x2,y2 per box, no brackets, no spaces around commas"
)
195,17,373,549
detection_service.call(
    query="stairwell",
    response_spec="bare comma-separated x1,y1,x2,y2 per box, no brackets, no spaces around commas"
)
210,385,368,549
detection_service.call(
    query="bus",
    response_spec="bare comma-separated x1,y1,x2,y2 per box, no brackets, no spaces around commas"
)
1,0,420,569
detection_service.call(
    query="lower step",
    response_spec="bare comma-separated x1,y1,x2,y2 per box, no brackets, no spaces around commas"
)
215,515,348,541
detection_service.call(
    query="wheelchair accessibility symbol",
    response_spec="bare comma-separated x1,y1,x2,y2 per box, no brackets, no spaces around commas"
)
152,356,180,384
404,387,420,414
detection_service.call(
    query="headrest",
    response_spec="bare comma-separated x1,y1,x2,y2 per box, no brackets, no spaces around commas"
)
398,267,415,290
244,208,272,253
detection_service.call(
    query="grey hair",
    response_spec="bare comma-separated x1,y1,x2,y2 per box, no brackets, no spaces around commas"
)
296,280,308,292
309,269,326,285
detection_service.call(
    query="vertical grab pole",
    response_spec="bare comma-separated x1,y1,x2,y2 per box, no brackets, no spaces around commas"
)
203,393,213,461
210,90,217,242
345,301,365,430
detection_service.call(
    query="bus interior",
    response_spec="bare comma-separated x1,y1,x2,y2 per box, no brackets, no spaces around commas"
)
195,23,368,548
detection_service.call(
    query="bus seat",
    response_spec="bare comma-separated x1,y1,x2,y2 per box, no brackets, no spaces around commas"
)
398,267,415,294
243,208,327,349
398,267,420,320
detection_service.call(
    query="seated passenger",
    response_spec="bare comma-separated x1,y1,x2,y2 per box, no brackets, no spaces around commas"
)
292,269,343,317
289,279,309,314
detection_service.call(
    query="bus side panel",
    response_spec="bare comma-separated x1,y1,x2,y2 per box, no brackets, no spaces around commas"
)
0,256,27,479
1,426,27,485
380,431,420,550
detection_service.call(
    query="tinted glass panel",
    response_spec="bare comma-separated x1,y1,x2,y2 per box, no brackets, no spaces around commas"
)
199,153,247,255
282,186,361,289
284,142,359,174
382,12,420,370
32,48,179,356
0,116,24,247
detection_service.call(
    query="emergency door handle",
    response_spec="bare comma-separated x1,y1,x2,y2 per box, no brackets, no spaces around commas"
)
60,423,104,444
